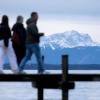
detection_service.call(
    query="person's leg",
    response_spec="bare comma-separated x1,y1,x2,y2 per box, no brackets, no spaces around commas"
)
6,44,19,73
34,44,44,73
12,43,20,65
18,46,26,65
0,47,4,73
0,41,5,73
19,45,32,72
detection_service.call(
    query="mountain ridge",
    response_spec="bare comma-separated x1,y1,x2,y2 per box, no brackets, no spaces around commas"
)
40,30,100,49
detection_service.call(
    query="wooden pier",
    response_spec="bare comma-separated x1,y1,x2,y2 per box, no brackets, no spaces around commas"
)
0,55,100,100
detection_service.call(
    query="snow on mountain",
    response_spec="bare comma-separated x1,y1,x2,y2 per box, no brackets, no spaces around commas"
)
40,30,100,49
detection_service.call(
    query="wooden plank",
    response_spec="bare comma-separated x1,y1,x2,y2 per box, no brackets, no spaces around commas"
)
69,74,100,81
0,74,100,82
0,74,74,88
0,74,61,82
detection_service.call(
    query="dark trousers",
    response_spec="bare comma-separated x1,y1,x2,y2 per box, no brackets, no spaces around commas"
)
12,43,26,65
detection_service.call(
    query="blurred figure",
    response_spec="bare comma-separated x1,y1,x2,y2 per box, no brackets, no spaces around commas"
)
0,15,19,73
12,16,26,65
19,12,45,73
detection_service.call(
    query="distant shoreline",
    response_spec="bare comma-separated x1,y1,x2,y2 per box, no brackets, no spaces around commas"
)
3,64,100,70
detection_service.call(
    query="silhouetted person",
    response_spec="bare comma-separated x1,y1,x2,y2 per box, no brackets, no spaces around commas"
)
0,15,19,73
12,16,26,65
19,12,45,73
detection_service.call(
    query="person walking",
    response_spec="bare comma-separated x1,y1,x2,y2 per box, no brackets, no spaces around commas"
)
0,15,19,74
19,12,45,73
12,16,26,65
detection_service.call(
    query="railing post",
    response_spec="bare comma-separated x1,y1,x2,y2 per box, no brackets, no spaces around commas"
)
37,56,44,100
62,55,68,100
38,87,43,100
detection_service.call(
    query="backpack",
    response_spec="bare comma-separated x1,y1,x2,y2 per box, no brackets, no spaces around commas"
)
12,32,21,45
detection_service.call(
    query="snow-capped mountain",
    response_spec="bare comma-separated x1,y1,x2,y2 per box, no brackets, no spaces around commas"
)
40,30,100,49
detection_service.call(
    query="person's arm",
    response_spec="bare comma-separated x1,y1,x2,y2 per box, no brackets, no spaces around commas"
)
29,23,44,37
39,33,44,37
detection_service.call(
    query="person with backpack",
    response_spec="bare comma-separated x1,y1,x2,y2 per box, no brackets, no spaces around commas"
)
12,16,26,65
0,15,19,74
19,12,46,74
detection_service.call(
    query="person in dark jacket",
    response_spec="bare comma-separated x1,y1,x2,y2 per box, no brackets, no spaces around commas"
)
12,16,26,65
0,15,19,73
19,12,45,74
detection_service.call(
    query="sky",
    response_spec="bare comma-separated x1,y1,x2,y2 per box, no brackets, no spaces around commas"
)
0,0,100,42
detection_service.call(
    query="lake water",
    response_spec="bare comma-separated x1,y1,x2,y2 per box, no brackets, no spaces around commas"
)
1,82,100,100
0,70,100,100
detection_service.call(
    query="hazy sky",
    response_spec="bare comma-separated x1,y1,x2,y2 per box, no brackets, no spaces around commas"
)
0,0,100,15
0,0,100,42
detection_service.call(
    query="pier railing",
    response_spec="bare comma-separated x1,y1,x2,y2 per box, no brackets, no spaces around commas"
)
0,55,100,100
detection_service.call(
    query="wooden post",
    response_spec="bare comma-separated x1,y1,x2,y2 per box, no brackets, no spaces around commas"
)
38,87,43,100
37,56,44,100
62,55,68,100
